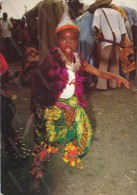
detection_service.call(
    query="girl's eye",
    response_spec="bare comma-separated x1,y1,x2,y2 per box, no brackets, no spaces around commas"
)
71,39,76,43
62,38,66,43
60,38,77,44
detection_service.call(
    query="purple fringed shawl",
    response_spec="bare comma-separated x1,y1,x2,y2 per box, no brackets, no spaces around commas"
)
31,47,87,110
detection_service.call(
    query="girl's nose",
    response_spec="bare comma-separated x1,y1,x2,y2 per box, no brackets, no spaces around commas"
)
66,39,71,45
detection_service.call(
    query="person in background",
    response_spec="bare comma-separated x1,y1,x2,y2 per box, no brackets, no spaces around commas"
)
108,4,136,80
68,0,84,19
120,6,137,80
0,12,13,62
0,53,31,165
24,0,64,61
74,1,97,88
29,2,129,193
110,4,133,42
90,0,127,90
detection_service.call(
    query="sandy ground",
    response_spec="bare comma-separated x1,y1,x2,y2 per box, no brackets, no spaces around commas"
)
1,62,137,195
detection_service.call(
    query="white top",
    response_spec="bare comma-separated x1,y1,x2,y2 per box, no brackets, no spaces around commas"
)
60,66,75,99
57,48,81,99
0,19,13,38
92,8,126,48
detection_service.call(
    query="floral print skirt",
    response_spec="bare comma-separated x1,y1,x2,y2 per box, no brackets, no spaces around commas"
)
31,95,93,178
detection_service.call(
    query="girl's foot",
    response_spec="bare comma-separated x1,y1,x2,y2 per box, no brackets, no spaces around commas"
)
30,178,42,193
75,161,84,170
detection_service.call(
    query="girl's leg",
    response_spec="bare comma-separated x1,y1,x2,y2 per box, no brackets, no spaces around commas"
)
30,178,42,193
30,108,58,193
62,105,93,167
30,142,58,193
75,106,93,157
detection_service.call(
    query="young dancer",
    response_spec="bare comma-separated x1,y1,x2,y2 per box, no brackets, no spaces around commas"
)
30,3,129,193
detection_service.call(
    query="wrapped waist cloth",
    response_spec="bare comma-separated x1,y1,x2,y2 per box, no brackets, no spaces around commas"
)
34,95,93,155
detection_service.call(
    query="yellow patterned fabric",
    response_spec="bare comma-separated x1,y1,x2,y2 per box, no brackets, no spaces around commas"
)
31,95,93,177
110,4,127,19
120,37,136,73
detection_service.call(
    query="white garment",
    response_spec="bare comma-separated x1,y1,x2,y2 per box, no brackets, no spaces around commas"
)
58,48,82,99
0,19,13,38
60,67,75,99
92,8,126,48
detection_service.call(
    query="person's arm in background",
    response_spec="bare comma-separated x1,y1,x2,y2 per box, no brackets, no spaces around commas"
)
120,33,126,47
121,34,126,41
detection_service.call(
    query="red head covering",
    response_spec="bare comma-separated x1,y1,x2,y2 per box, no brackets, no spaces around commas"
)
55,0,80,35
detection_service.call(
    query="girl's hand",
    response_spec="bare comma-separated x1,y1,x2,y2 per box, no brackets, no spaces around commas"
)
116,75,130,89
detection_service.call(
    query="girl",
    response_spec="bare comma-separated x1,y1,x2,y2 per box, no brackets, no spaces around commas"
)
30,6,129,193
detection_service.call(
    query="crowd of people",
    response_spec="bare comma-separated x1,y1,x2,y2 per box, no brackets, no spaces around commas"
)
0,0,136,193
0,0,137,84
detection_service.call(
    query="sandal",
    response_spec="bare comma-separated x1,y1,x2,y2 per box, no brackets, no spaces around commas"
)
75,161,84,170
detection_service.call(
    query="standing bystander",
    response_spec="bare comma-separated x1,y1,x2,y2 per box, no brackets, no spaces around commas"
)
24,0,64,61
90,0,127,90
121,6,137,80
75,2,97,87
0,12,13,62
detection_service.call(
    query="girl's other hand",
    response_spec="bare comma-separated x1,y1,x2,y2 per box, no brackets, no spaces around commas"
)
116,75,130,89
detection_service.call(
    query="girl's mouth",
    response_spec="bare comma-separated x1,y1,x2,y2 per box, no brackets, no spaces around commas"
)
65,47,72,52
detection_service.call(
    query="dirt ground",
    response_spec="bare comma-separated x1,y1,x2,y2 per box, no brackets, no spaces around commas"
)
1,62,137,195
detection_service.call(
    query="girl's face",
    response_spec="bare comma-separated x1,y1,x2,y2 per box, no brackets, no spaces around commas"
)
57,28,79,58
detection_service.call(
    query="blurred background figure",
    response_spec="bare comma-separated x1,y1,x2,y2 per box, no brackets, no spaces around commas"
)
109,4,136,80
19,44,39,86
74,1,97,88
0,53,31,165
24,0,64,61
68,0,83,18
90,0,126,90
120,6,137,80
16,18,30,53
0,12,13,62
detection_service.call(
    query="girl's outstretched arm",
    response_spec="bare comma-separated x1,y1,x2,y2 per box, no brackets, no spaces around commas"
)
82,60,130,89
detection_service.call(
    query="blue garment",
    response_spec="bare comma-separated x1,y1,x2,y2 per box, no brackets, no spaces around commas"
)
75,11,95,66
120,6,137,26
121,6,137,47
75,11,95,85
